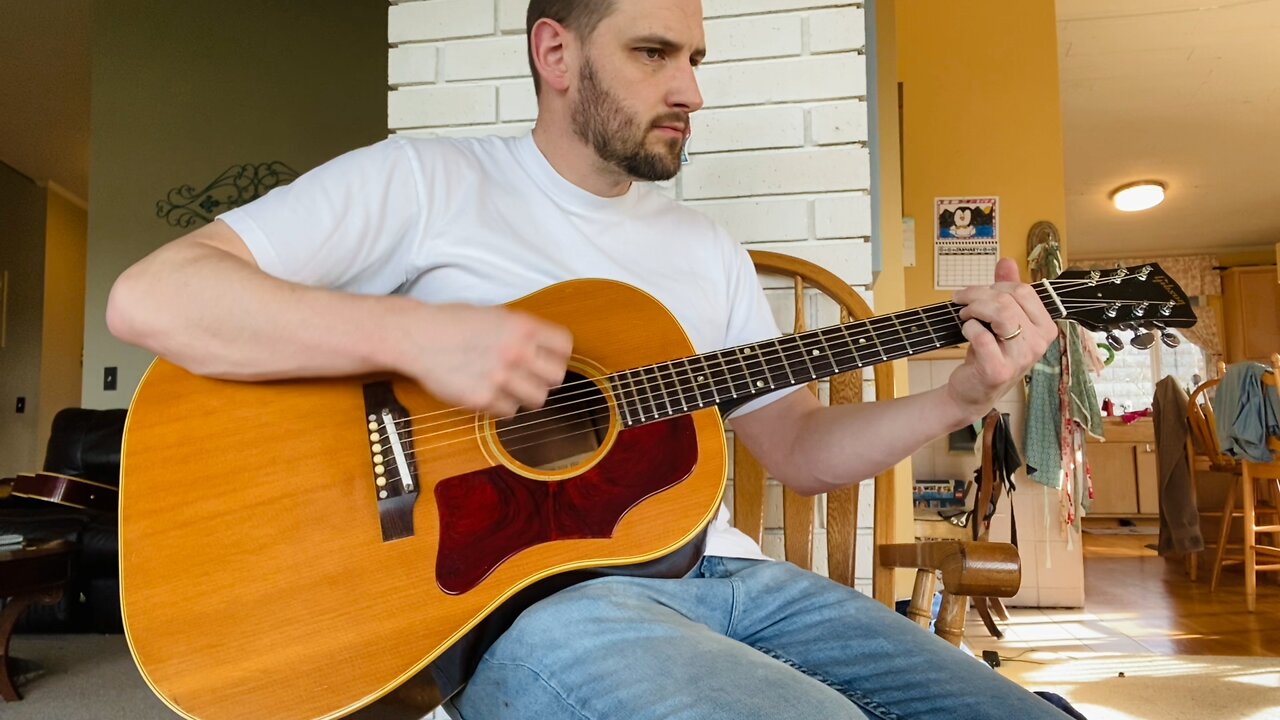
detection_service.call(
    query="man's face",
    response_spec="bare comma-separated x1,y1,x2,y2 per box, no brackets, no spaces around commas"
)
570,0,706,182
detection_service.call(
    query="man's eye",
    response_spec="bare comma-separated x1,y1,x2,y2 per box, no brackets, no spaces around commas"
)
641,48,664,61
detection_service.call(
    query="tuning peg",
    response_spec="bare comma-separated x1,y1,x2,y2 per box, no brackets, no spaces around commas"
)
1160,331,1181,349
1105,332,1125,352
1130,328,1156,350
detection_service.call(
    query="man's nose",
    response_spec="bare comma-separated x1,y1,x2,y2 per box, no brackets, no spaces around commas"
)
669,63,704,114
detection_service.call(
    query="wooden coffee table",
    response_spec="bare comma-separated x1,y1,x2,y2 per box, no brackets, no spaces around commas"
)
0,541,72,701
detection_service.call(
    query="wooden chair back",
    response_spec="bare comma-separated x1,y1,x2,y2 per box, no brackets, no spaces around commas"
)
1187,361,1236,472
740,250,898,605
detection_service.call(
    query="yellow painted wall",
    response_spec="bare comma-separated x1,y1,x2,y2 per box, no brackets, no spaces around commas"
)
897,0,1067,307
39,187,87,466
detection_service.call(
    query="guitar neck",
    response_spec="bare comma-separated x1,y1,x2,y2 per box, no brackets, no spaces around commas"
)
612,282,1068,427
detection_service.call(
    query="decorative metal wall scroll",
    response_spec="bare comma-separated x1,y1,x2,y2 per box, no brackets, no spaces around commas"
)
156,161,299,228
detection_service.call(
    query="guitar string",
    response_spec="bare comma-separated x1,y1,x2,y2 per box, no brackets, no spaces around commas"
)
430,299,1163,457
376,273,1173,435
368,298,1153,459
374,296,1174,453
388,297,1152,463
373,283,1172,440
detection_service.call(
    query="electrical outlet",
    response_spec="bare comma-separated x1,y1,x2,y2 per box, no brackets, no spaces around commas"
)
104,367,117,391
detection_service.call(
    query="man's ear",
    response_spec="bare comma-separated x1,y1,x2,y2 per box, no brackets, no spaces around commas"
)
530,18,573,94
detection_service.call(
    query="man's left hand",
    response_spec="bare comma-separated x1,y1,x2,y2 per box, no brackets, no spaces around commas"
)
946,258,1058,422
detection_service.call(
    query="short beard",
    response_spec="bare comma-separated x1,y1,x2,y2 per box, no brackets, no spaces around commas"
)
571,58,685,182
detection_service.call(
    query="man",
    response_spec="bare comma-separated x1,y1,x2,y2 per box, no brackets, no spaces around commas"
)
107,0,1067,717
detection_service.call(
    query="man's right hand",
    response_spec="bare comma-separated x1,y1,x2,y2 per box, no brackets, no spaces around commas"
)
393,301,574,418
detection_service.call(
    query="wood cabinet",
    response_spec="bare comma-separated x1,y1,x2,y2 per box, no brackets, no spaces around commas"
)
1085,418,1158,516
1222,266,1280,365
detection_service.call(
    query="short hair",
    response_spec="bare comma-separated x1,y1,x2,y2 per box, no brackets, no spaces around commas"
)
526,0,618,95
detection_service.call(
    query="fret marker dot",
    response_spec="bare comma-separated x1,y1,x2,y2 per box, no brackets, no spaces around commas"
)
697,376,705,382
756,380,765,388
860,339,868,344
812,350,820,356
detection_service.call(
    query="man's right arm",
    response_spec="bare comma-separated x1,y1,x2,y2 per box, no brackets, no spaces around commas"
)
106,219,572,417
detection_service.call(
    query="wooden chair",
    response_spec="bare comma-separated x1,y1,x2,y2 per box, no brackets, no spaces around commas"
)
1185,357,1280,611
739,250,1021,646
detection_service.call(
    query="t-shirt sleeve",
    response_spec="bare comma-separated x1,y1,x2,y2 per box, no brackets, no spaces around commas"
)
720,235,806,418
218,136,424,295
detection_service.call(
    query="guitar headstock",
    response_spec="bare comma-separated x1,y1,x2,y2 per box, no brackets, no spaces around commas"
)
1047,264,1196,351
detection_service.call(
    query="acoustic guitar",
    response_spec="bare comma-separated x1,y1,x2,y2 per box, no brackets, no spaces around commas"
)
119,264,1194,719
1,472,117,512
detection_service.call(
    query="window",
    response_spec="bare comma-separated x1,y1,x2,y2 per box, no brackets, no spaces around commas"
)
1091,329,1206,413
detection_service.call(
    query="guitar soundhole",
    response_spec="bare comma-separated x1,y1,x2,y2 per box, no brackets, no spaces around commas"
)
495,371,611,472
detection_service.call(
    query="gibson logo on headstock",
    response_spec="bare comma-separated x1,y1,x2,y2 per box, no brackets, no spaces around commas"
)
1152,276,1186,305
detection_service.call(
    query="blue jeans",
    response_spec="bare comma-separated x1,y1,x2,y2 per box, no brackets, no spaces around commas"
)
448,556,1067,719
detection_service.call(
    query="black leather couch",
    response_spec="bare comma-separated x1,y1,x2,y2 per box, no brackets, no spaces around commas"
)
1,408,127,633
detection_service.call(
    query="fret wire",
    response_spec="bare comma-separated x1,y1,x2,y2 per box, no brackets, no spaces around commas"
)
652,365,676,418
719,350,749,397
664,360,690,414
737,347,763,393
675,358,700,410
751,345,775,390
888,314,914,356
639,366,665,421
782,335,811,383
616,371,638,425
918,307,942,347
814,327,847,375
683,358,707,411
615,372,636,427
844,319,885,363
698,355,721,405
796,334,819,379
772,338,796,385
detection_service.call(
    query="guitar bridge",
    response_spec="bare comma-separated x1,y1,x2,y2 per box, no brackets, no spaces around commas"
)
363,381,420,542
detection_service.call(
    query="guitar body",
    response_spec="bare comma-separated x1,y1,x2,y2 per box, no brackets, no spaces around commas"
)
120,279,727,720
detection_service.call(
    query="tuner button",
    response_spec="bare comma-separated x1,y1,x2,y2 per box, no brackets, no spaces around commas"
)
1106,333,1125,352
1130,330,1156,351
1161,331,1181,349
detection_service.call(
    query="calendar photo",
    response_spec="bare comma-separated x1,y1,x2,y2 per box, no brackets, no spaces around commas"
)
934,196,999,289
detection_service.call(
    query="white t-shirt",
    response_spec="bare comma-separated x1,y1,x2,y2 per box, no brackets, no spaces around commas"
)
220,132,798,560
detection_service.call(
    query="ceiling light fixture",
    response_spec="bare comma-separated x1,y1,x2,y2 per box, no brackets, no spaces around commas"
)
1110,181,1166,212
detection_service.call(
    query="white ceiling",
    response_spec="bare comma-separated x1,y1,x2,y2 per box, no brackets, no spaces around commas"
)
1057,0,1280,258
2,0,1277,260
0,0,90,201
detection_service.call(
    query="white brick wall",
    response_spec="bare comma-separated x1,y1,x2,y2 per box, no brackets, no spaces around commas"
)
386,2,875,663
